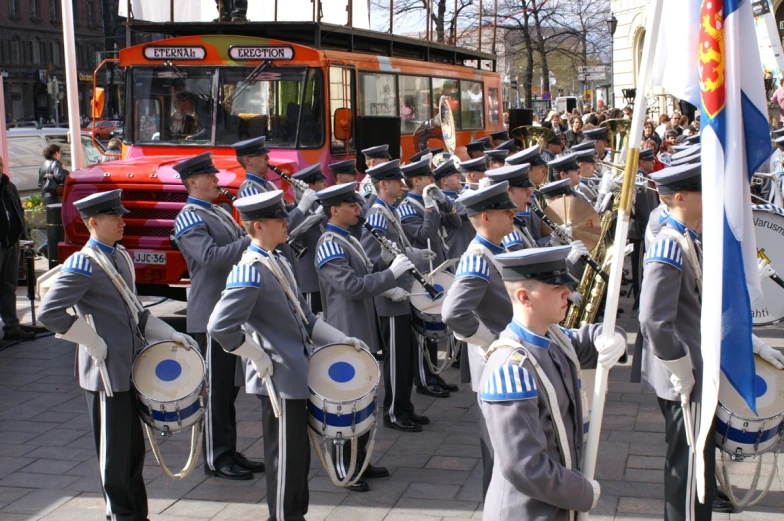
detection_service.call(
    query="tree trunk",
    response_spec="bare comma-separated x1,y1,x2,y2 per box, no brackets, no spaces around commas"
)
522,11,534,107
531,0,550,99
435,0,447,43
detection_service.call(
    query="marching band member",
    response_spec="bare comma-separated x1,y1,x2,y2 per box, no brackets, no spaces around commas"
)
493,139,517,155
234,136,276,198
583,127,612,163
360,160,434,432
399,158,462,397
485,149,508,169
540,134,564,163
328,159,364,239
466,139,491,159
171,153,264,480
459,156,489,192
360,145,392,202
490,130,510,148
627,148,659,302
436,160,475,258
442,181,517,499
287,164,328,314
409,147,442,164
767,135,784,206
314,182,415,492
548,155,590,203
573,150,601,203
207,191,368,521
536,179,591,279
484,164,541,251
638,164,714,521
506,144,550,188
478,247,627,520
39,190,197,521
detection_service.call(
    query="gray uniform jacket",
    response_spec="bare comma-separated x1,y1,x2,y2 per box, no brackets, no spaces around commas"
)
479,320,605,520
315,223,397,353
39,239,145,392
638,218,703,402
442,190,475,260
628,172,659,241
288,200,323,294
442,235,513,391
399,192,462,268
574,178,598,204
502,213,539,252
174,196,251,333
207,243,318,399
644,204,669,252
360,197,415,317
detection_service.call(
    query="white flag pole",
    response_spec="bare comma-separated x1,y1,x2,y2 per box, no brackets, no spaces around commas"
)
61,0,84,170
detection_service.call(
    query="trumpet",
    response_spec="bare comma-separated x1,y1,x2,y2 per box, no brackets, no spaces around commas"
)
269,164,310,193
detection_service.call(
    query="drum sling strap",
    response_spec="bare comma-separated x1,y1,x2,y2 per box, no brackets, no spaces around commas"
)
81,247,203,481
241,249,310,327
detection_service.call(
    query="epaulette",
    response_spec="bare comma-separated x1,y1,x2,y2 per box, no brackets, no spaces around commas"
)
646,237,683,270
174,211,205,238
226,263,262,289
397,203,417,221
367,212,387,233
239,184,261,199
480,363,538,402
455,253,490,281
502,230,524,249
61,253,93,277
316,240,347,267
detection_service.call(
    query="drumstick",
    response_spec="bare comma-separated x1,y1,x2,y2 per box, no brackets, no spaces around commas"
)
252,333,281,418
681,396,696,452
86,314,114,398
427,239,434,275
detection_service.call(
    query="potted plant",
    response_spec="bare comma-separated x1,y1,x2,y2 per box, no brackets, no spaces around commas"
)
23,195,46,232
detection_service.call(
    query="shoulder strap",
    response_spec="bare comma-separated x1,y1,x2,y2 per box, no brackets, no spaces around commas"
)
374,203,412,249
184,204,240,240
80,246,144,325
329,233,373,272
473,241,505,275
240,250,309,325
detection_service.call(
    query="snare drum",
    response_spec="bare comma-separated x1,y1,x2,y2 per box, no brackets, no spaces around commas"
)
307,343,380,440
752,204,784,326
716,353,784,458
132,341,206,434
410,271,454,340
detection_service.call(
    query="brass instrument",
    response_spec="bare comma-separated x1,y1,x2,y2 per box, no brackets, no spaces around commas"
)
413,96,457,158
510,125,556,149
600,119,632,164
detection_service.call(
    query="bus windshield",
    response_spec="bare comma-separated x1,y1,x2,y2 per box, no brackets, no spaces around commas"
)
129,66,325,149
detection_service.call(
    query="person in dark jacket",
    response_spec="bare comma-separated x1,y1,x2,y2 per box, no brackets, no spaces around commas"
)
0,156,34,341
38,144,69,205
100,138,122,162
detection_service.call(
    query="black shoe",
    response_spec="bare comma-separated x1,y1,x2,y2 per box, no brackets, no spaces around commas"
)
233,452,265,473
416,385,450,398
362,464,389,479
408,413,430,425
205,462,253,480
712,496,734,513
231,15,248,22
3,327,35,341
435,377,459,393
383,418,422,432
347,479,370,492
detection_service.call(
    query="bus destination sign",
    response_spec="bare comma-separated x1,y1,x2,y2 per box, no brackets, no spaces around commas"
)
143,46,206,60
229,46,295,61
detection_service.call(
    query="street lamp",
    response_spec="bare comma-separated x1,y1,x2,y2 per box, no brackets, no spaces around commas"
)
607,13,617,109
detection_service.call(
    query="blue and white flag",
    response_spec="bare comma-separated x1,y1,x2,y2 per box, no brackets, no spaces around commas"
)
652,0,771,502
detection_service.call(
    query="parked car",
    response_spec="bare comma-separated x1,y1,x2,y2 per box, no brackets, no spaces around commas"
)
6,128,106,196
82,120,120,139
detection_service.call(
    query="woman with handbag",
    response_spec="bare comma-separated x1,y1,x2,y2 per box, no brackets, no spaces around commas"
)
38,144,69,206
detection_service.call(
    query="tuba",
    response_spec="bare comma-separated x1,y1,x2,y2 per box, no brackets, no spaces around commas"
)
510,125,556,149
412,95,457,157
600,119,632,165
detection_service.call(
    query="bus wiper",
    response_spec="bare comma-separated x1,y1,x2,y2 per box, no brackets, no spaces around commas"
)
163,61,211,101
224,61,272,106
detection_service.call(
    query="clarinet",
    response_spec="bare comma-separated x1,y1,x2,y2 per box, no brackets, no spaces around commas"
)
357,216,444,300
530,205,609,283
269,164,310,193
219,188,307,259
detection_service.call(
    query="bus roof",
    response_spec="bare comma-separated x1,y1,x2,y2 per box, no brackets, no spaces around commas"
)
126,21,497,70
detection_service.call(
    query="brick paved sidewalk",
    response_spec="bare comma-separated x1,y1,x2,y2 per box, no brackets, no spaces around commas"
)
0,262,782,520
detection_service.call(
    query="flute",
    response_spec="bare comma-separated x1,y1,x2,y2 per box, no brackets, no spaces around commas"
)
269,164,310,193
357,216,443,300
530,205,609,283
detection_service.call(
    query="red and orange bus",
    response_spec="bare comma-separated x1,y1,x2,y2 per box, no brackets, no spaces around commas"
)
66,23,502,297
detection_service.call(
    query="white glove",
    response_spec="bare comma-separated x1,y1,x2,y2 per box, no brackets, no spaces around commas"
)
590,479,601,509
380,287,410,302
422,188,439,210
594,192,614,214
311,319,348,346
597,173,616,195
389,255,415,278
231,335,273,378
660,354,696,399
345,337,370,352
296,188,318,213
454,321,497,348
380,240,398,263
568,291,583,306
753,334,784,369
58,316,107,362
425,184,447,203
594,332,627,369
758,258,776,283
143,314,198,350
567,240,588,264
406,247,436,264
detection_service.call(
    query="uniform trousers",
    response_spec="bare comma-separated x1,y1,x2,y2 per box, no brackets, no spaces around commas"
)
215,0,247,18
414,335,440,388
476,395,494,501
194,333,240,472
332,432,371,480
380,315,415,423
658,398,716,521
259,395,310,521
85,389,148,521
304,292,322,315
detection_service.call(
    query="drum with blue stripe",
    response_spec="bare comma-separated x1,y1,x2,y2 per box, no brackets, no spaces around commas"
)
307,343,379,440
410,271,453,340
716,354,784,459
132,341,206,434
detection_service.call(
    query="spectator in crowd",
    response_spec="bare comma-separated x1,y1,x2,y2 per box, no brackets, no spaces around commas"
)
565,116,584,149
38,144,69,206
100,138,123,162
643,120,662,149
771,78,784,123
655,114,671,139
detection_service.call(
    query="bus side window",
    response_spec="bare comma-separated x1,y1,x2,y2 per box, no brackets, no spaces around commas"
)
488,87,499,124
299,68,325,148
433,78,461,129
460,80,484,130
359,73,397,117
329,66,355,152
398,75,430,135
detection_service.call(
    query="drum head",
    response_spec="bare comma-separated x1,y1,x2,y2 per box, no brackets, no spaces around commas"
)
133,341,205,402
719,354,784,419
752,206,784,326
410,271,454,314
309,344,379,402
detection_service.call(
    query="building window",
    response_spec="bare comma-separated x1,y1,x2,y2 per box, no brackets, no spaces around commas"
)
87,1,95,26
31,0,40,19
50,0,60,22
9,0,20,17
33,39,42,64
10,38,21,64
53,42,62,66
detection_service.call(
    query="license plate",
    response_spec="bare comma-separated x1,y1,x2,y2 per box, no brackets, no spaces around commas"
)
133,251,167,265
